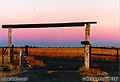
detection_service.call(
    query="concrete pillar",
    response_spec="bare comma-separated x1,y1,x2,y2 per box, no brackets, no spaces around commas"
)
8,27,12,64
85,24,90,69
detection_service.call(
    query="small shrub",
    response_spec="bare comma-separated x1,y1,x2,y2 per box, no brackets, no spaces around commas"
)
20,68,25,72
79,65,88,72
79,66,108,77
10,64,14,70
0,67,2,71
90,69,98,74
17,66,21,70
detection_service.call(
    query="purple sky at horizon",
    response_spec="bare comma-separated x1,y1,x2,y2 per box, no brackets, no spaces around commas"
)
0,0,119,47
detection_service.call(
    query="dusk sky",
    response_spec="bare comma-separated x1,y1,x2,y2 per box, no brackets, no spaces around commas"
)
0,0,119,47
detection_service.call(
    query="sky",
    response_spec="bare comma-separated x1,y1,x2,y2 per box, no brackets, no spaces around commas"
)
0,0,119,47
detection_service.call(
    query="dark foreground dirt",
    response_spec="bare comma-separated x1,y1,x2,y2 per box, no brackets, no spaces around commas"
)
0,69,119,82
11,70,83,82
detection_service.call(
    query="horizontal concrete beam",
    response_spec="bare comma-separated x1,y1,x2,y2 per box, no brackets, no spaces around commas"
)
2,22,97,28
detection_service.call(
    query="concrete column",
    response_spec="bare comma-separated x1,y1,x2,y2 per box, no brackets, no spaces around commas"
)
85,24,90,69
8,27,12,64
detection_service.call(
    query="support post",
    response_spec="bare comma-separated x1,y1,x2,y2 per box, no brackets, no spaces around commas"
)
11,45,14,64
89,44,91,68
116,48,119,69
8,27,12,64
25,45,29,56
85,24,90,69
2,48,4,66
19,48,22,68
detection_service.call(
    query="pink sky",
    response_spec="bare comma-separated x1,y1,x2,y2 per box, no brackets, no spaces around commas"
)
0,0,119,47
